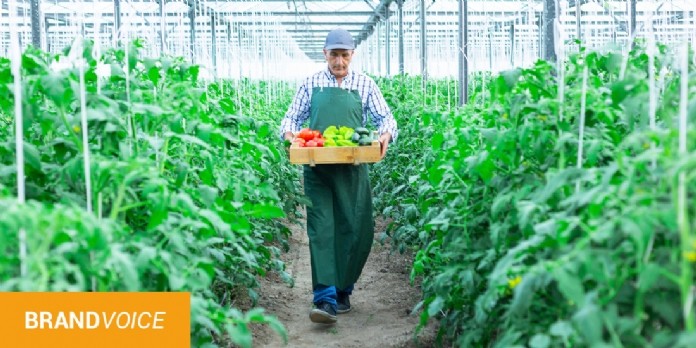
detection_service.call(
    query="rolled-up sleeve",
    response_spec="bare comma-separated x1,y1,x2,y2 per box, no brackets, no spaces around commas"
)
366,80,398,142
279,80,311,139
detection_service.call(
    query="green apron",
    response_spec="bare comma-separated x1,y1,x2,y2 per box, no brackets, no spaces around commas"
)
304,86,374,291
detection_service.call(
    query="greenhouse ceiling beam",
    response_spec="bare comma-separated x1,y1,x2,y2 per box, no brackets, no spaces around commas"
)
228,21,365,26
363,0,376,12
286,29,361,33
223,11,379,16
567,0,591,8
355,0,392,45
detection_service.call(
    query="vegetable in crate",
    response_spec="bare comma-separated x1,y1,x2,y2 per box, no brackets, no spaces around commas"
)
294,128,324,147
322,125,358,146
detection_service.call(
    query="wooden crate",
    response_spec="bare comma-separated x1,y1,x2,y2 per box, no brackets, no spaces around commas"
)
289,140,382,166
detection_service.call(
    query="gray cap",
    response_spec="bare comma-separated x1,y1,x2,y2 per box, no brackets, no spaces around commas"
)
324,28,355,50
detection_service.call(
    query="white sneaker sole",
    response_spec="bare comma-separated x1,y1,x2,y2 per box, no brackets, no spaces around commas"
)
309,309,337,324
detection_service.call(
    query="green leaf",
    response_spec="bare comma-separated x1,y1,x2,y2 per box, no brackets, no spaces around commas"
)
676,332,696,348
431,132,444,149
147,66,160,85
427,296,444,317
244,308,266,323
228,323,252,348
550,320,573,338
572,300,602,345
245,204,285,219
552,266,584,305
168,133,211,150
23,143,42,171
111,247,140,291
41,72,68,106
199,209,231,234
637,263,664,292
491,191,512,218
257,123,270,138
198,185,218,207
529,334,551,348
501,68,522,88
475,152,495,184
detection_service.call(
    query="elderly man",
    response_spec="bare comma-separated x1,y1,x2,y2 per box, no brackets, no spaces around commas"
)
279,28,398,324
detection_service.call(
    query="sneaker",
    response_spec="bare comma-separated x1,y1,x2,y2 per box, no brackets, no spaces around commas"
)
309,302,337,324
337,293,351,314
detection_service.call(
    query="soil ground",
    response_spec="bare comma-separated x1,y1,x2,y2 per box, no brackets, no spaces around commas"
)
247,211,439,348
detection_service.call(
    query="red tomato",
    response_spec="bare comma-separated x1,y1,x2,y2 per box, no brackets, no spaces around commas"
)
305,140,317,147
298,129,314,141
314,138,325,147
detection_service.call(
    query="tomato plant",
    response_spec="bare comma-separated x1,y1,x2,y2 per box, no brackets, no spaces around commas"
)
0,40,305,348
374,42,696,347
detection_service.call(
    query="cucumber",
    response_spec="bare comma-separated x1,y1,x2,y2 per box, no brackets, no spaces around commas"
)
351,133,361,143
355,127,370,136
358,138,373,146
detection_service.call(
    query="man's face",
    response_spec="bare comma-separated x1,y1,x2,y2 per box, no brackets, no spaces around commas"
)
324,49,354,78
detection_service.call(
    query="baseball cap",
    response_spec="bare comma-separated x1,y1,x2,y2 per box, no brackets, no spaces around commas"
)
324,28,355,50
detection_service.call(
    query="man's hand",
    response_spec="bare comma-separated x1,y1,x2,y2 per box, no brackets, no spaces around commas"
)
283,131,295,143
378,132,392,158
283,132,295,156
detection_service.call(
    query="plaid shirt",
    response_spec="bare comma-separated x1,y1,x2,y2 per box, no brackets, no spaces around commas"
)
279,68,398,142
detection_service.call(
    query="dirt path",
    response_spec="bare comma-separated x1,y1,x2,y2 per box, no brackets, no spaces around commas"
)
251,211,437,348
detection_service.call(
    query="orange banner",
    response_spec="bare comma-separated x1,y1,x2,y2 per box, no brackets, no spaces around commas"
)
0,292,190,348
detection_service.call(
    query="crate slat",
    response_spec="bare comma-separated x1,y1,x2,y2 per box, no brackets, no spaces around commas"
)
289,141,382,166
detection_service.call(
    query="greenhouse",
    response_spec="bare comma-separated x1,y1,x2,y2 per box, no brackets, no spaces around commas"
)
1,0,696,347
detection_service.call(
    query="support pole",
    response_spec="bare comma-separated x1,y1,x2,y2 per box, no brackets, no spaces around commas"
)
377,22,382,75
458,0,468,106
510,23,515,67
543,0,556,61
488,27,493,71
189,3,196,62
397,0,404,75
114,0,122,39
419,0,427,84
385,15,391,76
30,0,41,48
211,14,217,75
629,0,637,47
538,15,543,59
575,0,581,41
236,23,243,79
44,20,51,52
159,0,166,53
227,22,232,78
